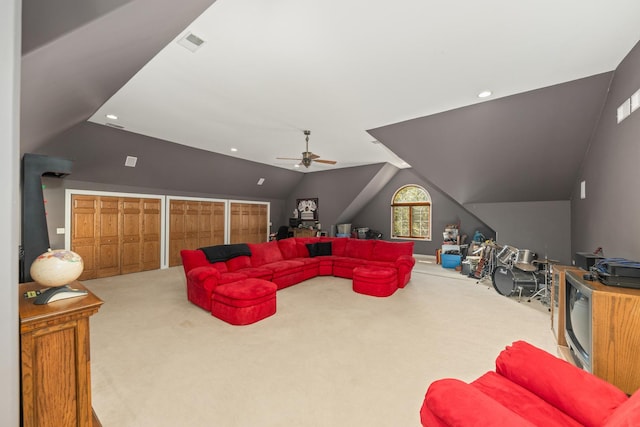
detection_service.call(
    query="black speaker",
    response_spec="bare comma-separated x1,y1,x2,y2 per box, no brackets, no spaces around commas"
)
21,153,72,283
575,252,604,271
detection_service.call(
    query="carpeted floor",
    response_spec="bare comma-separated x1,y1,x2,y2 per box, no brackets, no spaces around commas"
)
84,260,556,427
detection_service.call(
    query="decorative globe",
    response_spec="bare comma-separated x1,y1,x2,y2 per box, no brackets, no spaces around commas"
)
30,249,84,287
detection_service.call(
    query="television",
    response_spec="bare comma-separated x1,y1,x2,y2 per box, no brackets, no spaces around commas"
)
564,271,593,372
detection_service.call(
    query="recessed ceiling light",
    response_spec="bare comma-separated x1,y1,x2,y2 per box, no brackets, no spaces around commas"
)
257,178,265,186
106,114,118,120
478,90,492,98
230,148,238,152
294,164,300,168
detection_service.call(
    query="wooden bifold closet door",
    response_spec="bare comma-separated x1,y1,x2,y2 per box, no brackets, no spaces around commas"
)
71,195,161,280
168,199,225,267
229,202,267,244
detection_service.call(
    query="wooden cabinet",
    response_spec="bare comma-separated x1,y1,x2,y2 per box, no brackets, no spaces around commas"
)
291,228,317,238
560,271,640,395
71,195,161,279
20,281,103,427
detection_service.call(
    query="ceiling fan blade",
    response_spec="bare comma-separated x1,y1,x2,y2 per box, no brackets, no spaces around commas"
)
276,157,303,161
308,153,320,160
313,159,337,165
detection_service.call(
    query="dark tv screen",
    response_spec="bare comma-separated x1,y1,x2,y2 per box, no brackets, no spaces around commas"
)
565,273,592,371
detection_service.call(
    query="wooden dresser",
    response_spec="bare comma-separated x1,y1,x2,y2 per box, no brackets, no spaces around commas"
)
19,281,103,427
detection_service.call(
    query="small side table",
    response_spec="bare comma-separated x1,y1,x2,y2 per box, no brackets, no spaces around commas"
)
19,281,103,427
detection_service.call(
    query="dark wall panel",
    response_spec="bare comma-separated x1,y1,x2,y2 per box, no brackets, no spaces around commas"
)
36,122,303,201
572,41,640,261
466,201,571,265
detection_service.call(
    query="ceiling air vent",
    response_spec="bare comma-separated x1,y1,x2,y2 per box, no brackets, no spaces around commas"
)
177,32,206,52
105,122,124,129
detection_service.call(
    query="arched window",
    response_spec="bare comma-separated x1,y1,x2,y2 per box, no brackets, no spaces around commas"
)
391,185,431,240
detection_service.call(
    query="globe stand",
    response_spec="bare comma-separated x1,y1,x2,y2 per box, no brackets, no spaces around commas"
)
33,284,88,305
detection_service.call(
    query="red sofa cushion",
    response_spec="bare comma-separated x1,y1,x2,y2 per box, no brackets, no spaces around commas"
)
423,378,536,427
277,238,298,259
210,261,228,273
496,340,628,427
226,255,252,271
472,371,582,427
345,239,375,259
321,237,347,256
218,272,247,284
249,241,284,267
371,240,413,262
180,249,209,273
603,390,640,426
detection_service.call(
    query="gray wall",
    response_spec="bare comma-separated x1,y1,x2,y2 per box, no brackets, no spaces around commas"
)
1,0,20,424
37,122,303,201
284,164,386,232
466,201,571,265
351,169,495,255
572,41,640,262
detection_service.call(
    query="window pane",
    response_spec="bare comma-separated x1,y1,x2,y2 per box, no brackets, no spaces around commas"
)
393,206,410,237
411,205,429,238
394,185,429,203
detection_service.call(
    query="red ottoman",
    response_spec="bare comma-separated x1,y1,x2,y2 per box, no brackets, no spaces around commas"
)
352,266,398,297
212,278,277,325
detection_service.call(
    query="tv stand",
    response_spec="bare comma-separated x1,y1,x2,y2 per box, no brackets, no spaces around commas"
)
560,271,640,395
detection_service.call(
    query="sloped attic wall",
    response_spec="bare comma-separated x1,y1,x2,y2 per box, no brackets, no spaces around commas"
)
35,122,303,200
572,40,640,261
283,163,387,232
350,169,495,256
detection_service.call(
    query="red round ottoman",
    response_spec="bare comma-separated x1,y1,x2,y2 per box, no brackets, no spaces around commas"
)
352,266,398,297
212,278,277,325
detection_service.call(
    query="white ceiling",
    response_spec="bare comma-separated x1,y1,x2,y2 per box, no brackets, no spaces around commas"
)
88,0,640,172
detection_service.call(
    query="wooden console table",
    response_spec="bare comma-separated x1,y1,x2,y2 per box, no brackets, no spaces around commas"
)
19,281,103,427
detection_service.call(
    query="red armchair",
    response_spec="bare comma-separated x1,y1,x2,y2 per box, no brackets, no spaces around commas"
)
421,341,640,426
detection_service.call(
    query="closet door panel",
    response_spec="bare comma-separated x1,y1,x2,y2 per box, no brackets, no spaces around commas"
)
71,196,98,280
97,197,120,278
168,200,186,267
142,199,161,271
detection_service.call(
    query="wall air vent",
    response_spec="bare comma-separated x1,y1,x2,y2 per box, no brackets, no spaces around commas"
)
177,32,206,52
105,122,125,129
124,156,138,167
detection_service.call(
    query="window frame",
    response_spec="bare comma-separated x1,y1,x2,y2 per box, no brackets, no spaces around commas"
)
390,184,432,241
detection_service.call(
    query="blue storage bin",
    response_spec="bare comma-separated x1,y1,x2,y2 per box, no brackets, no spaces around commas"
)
441,254,462,269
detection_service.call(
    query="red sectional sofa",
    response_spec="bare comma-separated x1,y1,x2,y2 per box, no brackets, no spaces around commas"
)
421,340,640,426
180,237,415,312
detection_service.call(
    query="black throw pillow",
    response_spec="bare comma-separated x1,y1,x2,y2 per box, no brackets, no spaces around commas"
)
315,241,332,256
306,243,318,257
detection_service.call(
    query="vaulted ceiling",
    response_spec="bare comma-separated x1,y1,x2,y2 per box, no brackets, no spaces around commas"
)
20,0,640,204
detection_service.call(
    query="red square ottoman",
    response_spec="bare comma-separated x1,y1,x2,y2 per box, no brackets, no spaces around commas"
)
353,266,398,297
212,278,277,325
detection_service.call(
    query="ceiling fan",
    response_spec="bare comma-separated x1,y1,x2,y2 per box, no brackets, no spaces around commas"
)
277,130,337,168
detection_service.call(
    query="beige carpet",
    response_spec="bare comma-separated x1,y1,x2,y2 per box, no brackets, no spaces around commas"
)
84,260,556,427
